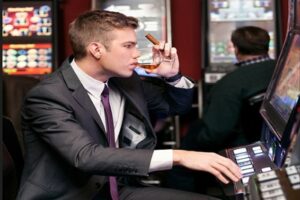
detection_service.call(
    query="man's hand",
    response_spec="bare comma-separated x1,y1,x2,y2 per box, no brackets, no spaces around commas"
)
144,42,179,78
173,150,242,184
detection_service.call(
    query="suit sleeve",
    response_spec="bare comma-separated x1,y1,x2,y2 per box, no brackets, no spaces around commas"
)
141,76,194,118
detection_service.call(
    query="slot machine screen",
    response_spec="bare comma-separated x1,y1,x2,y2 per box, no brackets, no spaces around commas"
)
2,0,56,75
261,32,300,140
207,0,278,67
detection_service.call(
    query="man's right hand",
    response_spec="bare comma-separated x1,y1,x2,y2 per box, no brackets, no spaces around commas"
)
173,150,242,184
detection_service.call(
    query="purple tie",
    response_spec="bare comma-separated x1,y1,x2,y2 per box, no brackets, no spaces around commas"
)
101,85,119,200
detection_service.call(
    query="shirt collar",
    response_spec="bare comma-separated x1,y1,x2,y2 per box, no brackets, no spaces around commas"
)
235,55,271,67
70,59,107,97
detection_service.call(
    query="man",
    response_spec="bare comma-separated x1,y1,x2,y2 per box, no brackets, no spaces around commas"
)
167,26,276,192
17,10,241,200
183,26,276,152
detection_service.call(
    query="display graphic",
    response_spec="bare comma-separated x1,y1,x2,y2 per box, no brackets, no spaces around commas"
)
3,43,52,75
2,4,52,37
2,0,57,76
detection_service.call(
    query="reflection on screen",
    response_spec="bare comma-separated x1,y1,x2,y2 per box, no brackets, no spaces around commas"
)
2,4,52,37
270,34,300,121
208,0,276,64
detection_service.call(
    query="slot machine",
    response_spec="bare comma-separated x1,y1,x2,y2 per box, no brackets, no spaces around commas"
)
242,2,300,198
221,17,300,200
201,0,282,108
246,103,300,200
2,0,58,77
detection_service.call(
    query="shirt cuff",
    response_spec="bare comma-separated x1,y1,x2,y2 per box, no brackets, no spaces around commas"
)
166,76,194,88
149,150,173,172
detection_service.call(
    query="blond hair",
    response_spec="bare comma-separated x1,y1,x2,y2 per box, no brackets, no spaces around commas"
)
68,10,138,59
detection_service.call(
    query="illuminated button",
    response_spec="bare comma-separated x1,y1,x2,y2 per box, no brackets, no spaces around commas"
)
288,174,300,184
235,153,249,160
252,146,263,154
254,153,265,157
292,184,300,190
242,177,250,184
261,167,272,173
238,161,252,167
241,168,255,175
233,148,247,155
286,166,298,175
257,171,277,182
240,165,253,170
254,149,263,154
264,195,286,200
259,179,280,192
237,157,250,163
261,188,283,199
252,146,262,151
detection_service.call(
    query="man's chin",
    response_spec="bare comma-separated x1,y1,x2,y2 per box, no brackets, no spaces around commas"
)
119,71,134,78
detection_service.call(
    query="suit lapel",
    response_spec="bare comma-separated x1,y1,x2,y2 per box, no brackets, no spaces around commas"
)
110,77,152,126
60,60,106,134
111,78,148,118
110,77,156,149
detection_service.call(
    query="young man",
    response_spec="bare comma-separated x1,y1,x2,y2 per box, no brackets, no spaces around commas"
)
168,26,276,192
17,10,241,200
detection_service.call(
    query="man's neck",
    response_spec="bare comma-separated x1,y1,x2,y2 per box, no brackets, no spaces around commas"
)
237,54,264,62
75,58,109,82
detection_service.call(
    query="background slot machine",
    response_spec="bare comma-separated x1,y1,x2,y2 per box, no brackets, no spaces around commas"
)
2,0,58,77
92,0,172,78
202,0,282,95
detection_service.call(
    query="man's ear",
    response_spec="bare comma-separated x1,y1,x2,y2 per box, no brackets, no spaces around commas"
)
233,45,239,55
88,42,104,60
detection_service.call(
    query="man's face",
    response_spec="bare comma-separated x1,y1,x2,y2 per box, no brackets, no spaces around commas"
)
99,28,140,78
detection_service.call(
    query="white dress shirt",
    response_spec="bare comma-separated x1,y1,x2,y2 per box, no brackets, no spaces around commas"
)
71,59,194,172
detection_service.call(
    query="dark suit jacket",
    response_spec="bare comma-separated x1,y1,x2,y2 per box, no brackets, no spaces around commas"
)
17,57,193,200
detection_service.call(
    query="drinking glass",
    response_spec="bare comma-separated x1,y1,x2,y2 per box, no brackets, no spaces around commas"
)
137,47,174,70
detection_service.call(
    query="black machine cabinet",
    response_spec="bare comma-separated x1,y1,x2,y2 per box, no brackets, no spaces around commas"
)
202,0,281,84
247,165,300,200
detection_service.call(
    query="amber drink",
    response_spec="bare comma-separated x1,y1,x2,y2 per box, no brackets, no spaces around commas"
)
138,63,159,70
137,47,161,70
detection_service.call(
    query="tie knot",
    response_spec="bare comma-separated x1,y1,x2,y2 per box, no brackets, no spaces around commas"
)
101,85,109,98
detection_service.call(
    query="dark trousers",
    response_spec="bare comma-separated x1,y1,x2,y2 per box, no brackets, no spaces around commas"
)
119,186,220,200
93,182,220,200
